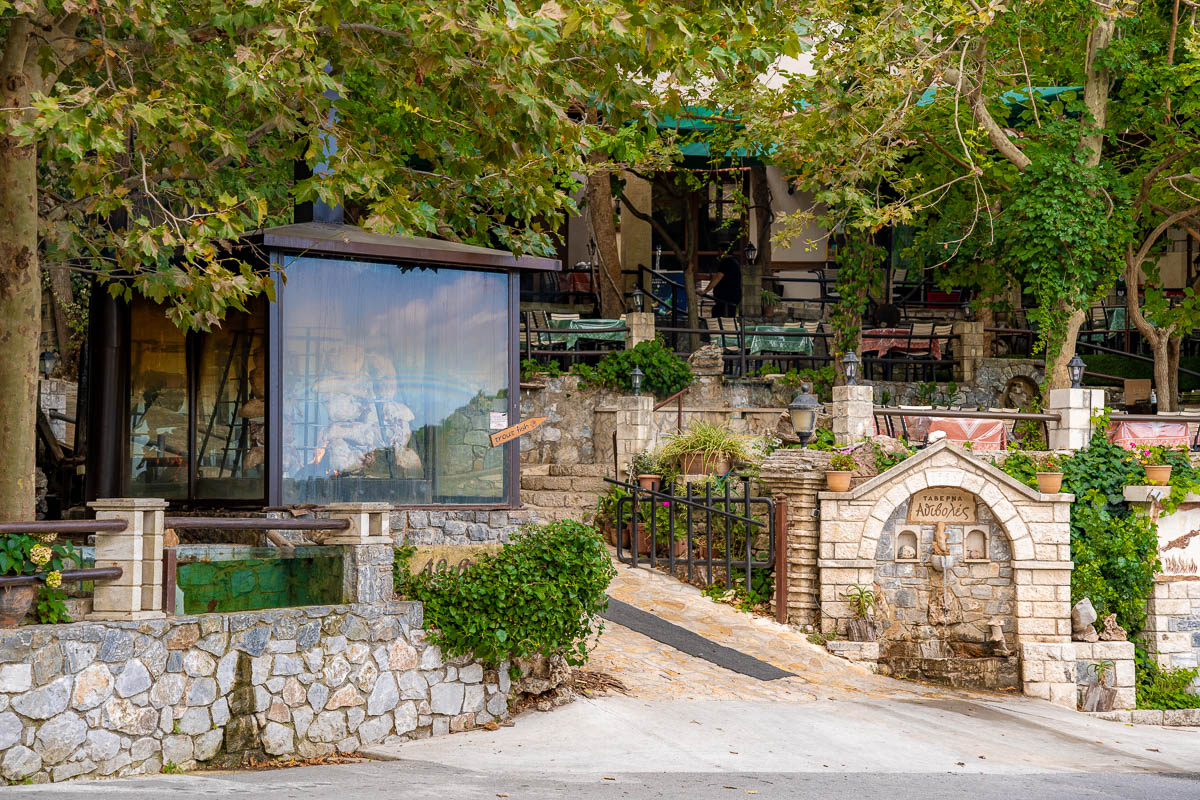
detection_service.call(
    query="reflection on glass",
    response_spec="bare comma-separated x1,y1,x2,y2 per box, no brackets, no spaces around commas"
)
128,303,188,498
195,298,266,499
281,258,509,505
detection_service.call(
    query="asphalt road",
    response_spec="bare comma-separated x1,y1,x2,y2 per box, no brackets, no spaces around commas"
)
8,694,1200,799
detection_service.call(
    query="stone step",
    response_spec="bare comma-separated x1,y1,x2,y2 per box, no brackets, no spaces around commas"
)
520,475,609,492
520,505,595,524
547,463,610,478
519,490,602,510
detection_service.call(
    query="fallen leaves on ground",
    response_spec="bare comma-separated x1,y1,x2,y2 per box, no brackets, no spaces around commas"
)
570,668,630,697
237,752,367,771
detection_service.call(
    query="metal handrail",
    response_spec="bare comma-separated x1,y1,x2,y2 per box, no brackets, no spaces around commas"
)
163,517,351,531
0,519,127,535
0,566,122,588
873,407,1060,422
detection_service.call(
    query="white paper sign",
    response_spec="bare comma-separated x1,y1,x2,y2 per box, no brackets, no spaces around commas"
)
489,412,508,431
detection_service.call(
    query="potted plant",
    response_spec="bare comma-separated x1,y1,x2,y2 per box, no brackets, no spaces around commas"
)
1081,659,1118,712
630,448,663,492
1135,445,1172,485
661,421,754,476
842,584,877,642
1035,453,1065,494
0,533,72,628
592,484,632,546
826,450,856,492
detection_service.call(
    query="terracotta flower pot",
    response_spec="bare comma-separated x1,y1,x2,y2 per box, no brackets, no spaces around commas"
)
0,584,36,628
679,453,731,476
637,474,662,492
1144,465,1173,485
619,525,688,558
1036,472,1064,494
826,471,852,492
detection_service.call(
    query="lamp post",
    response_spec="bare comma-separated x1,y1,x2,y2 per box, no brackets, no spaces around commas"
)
1067,353,1086,389
630,366,644,396
842,350,860,386
39,349,58,381
743,241,757,266
631,286,645,312
788,382,823,448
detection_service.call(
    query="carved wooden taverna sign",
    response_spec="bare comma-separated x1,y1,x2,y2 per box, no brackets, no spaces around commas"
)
907,487,977,524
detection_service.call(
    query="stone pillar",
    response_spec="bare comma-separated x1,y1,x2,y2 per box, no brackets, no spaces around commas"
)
830,384,873,446
952,321,985,383
87,497,168,620
759,449,834,628
614,395,654,477
624,311,655,349
1046,388,1105,451
325,502,395,604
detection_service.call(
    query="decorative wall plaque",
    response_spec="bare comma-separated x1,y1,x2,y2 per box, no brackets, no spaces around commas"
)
907,488,977,524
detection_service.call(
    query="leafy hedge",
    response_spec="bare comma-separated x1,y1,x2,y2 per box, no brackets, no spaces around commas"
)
573,338,692,397
999,415,1200,709
394,521,615,667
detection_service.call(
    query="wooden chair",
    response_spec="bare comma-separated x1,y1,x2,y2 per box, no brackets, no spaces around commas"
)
703,317,743,375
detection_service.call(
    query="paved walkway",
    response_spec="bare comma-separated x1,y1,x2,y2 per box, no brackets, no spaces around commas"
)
589,552,940,702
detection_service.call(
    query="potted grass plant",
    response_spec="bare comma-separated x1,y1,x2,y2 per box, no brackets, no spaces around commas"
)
826,450,856,492
1035,453,1065,494
661,421,753,476
842,584,877,642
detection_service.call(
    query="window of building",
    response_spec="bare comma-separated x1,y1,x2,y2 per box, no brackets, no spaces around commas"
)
278,257,511,506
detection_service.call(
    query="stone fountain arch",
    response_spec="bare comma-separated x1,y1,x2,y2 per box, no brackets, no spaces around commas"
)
818,440,1081,706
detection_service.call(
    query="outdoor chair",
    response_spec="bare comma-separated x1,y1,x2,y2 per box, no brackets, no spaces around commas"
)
703,316,744,375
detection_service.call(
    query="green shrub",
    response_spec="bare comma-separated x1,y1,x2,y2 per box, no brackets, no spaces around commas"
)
1135,647,1200,710
573,338,692,397
394,521,615,666
520,359,562,381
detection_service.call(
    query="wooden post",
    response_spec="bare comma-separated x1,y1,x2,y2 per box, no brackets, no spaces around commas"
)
774,493,789,624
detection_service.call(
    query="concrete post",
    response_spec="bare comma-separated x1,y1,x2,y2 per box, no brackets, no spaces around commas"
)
87,497,168,620
952,320,986,383
614,395,655,477
624,311,655,349
1046,388,1105,451
324,502,395,604
830,384,873,446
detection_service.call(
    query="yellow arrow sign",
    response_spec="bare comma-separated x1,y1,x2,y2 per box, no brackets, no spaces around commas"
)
489,416,547,447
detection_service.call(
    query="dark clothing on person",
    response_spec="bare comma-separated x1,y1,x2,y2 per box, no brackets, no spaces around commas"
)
710,258,742,318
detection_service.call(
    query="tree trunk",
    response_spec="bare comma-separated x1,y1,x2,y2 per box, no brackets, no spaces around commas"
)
1046,307,1087,390
1148,337,1173,410
1166,336,1182,411
47,262,76,374
743,166,772,318
1080,18,1115,168
0,21,40,519
585,164,624,318
684,191,701,352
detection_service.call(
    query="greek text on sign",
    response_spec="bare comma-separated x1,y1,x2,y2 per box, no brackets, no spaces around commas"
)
907,488,977,524
489,416,546,447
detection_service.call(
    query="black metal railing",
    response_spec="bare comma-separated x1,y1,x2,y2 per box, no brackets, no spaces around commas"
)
606,476,775,593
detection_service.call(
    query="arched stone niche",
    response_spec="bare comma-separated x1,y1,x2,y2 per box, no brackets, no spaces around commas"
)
873,493,1017,689
817,440,1080,706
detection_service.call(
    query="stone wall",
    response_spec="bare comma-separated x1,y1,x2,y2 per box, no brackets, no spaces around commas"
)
520,374,794,467
0,603,510,784
391,509,538,547
1144,578,1200,688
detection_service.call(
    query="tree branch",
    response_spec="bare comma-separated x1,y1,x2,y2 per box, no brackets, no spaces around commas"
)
947,39,1032,171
